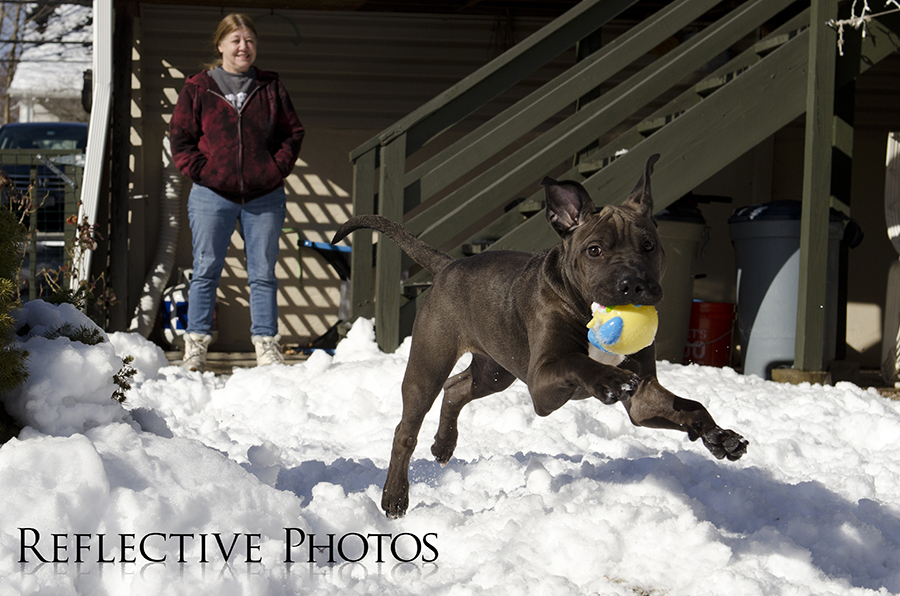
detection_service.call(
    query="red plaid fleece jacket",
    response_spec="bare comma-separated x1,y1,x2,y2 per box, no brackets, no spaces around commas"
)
169,67,305,203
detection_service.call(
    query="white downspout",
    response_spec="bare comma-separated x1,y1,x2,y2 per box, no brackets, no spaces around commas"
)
72,0,112,289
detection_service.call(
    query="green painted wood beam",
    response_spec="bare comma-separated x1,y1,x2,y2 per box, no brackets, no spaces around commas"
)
375,136,406,352
795,0,839,373
348,148,376,322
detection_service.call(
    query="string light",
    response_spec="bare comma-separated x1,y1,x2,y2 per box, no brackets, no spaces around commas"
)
828,0,900,55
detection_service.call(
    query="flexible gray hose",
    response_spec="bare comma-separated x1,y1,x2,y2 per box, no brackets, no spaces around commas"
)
886,133,900,255
128,136,182,336
882,132,900,384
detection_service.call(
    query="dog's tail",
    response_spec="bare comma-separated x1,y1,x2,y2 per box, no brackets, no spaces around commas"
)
331,214,454,275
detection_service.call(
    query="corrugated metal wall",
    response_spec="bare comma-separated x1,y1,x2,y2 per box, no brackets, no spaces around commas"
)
131,5,571,351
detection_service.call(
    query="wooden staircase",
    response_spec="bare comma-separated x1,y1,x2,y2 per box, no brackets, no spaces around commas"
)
347,0,900,372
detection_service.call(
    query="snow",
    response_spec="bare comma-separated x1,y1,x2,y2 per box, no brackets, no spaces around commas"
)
4,300,900,595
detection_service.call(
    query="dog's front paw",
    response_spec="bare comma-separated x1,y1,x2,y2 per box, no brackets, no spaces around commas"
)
600,373,641,405
701,427,748,461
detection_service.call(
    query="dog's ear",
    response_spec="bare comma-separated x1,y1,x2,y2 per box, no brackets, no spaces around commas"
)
622,154,660,218
542,176,595,237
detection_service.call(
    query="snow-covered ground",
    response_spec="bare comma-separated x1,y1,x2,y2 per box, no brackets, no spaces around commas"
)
3,299,900,595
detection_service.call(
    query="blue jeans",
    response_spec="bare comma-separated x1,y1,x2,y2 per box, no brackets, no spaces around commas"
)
186,184,286,337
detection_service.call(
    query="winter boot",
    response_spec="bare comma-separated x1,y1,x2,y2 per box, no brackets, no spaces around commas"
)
182,332,212,372
252,334,285,367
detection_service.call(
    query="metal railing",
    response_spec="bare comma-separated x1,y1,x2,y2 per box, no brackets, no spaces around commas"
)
0,149,84,301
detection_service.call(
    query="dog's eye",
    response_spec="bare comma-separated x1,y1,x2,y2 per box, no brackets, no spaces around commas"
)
642,240,655,252
587,245,603,257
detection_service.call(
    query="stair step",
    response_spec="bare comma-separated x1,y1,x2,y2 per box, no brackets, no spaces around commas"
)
576,149,629,176
462,240,494,255
638,110,686,137
517,198,545,216
692,26,807,99
401,282,432,299
460,200,544,255
754,26,808,56
695,66,749,97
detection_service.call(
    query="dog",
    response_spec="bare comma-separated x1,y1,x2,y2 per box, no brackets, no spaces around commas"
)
332,155,748,518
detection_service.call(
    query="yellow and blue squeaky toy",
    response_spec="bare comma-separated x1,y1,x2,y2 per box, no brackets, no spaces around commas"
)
586,303,659,355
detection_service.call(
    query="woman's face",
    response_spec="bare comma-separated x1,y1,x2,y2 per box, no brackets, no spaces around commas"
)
218,26,257,73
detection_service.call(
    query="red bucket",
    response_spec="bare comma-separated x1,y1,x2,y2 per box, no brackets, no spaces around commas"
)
683,302,734,367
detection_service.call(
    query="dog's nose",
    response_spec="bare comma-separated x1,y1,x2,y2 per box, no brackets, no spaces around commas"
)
617,277,648,300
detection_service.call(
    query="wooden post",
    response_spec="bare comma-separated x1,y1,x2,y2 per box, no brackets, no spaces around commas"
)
375,135,406,352
108,0,135,331
795,0,839,373
349,148,376,322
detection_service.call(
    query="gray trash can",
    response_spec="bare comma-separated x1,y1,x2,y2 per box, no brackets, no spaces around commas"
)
656,203,708,362
728,201,844,379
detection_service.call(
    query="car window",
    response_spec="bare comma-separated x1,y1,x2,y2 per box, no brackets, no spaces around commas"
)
0,126,87,151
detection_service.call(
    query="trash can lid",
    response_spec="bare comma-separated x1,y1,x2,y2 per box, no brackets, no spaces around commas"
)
656,201,706,224
728,200,802,224
728,200,849,225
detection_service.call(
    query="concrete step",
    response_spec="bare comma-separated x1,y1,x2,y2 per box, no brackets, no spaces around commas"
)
164,350,310,375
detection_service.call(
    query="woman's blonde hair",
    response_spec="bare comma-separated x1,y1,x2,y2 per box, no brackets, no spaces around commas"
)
205,13,257,69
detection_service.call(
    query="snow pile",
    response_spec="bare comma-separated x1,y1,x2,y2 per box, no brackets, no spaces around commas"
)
5,300,129,436
2,300,900,594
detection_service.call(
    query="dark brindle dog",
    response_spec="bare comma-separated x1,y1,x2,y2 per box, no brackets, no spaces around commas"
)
333,155,748,518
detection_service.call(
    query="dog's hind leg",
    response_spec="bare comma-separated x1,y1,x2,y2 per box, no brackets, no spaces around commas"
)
382,336,457,519
432,354,516,465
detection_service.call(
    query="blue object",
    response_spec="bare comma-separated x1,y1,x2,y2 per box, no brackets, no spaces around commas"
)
162,297,188,331
588,315,623,354
302,240,351,254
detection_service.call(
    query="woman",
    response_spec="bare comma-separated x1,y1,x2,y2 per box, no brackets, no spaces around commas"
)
170,13,304,371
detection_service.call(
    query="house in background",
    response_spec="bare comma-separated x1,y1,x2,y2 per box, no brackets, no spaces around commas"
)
7,4,91,123
80,0,900,383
